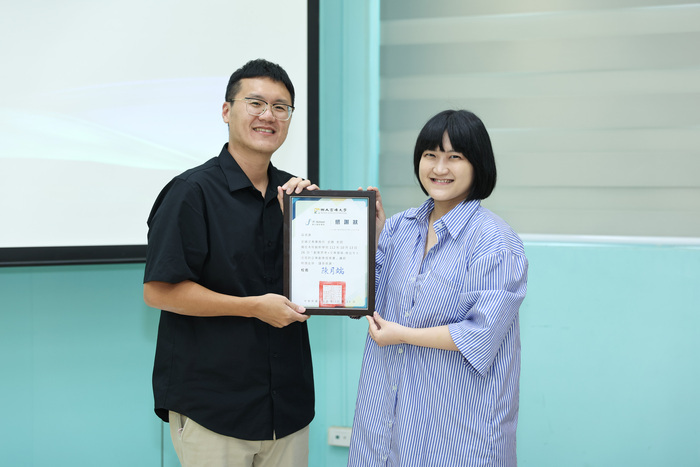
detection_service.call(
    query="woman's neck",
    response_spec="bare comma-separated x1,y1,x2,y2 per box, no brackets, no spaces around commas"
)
430,199,461,222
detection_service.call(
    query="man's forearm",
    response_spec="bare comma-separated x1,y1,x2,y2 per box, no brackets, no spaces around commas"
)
143,280,255,317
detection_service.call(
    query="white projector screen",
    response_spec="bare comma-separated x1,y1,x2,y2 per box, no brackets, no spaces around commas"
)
0,0,318,265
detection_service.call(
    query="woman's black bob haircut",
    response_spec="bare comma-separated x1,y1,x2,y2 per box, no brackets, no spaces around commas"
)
413,109,497,201
225,58,295,105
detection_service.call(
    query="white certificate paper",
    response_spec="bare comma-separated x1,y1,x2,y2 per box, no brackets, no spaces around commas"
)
284,191,375,315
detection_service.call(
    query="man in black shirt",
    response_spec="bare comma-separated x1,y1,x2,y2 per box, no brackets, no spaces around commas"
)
144,59,316,467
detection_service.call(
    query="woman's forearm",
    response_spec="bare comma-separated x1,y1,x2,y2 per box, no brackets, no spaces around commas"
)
401,324,458,351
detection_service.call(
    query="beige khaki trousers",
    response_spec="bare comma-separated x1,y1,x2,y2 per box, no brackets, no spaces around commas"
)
169,411,309,467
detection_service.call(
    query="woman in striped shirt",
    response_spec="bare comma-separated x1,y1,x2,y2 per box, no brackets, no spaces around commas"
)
348,110,528,467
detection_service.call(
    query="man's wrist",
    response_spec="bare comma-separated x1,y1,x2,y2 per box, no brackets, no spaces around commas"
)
228,295,258,318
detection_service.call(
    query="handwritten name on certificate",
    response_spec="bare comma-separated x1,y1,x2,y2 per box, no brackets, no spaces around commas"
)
289,196,370,310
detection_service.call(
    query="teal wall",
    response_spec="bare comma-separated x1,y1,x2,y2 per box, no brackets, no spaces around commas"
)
318,0,380,190
309,0,380,464
518,241,700,466
0,264,163,465
0,262,365,466
2,243,699,465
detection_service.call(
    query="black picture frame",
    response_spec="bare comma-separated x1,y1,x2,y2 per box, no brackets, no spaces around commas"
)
283,190,376,316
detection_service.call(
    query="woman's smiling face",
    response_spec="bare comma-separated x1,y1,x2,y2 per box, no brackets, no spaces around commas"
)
418,131,474,214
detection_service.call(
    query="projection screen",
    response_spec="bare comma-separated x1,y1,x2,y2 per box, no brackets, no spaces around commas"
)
0,0,318,266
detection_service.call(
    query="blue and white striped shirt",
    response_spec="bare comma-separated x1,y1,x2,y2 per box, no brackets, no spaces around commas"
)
348,198,528,467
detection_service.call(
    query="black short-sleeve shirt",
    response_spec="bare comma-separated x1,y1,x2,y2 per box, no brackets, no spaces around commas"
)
144,144,314,440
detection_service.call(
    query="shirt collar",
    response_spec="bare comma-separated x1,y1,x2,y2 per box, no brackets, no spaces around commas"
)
409,198,481,239
217,143,280,199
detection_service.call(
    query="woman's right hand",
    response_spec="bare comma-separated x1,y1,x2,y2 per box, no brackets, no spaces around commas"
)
359,186,385,247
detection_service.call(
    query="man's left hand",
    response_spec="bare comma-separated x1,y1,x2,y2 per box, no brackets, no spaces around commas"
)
277,178,319,213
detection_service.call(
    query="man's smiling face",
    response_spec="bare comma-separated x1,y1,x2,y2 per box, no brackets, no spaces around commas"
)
223,77,293,158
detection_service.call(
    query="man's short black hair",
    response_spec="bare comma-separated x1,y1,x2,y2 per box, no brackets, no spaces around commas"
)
413,109,497,201
225,58,295,105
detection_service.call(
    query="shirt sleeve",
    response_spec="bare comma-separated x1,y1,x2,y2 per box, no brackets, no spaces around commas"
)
448,249,528,376
144,178,208,284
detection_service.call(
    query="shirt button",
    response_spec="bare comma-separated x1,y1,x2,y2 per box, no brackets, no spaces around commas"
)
397,347,404,354
267,241,273,247
392,385,397,391
272,390,277,396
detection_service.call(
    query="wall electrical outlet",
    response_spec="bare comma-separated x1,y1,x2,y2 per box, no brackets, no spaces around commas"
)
328,426,352,447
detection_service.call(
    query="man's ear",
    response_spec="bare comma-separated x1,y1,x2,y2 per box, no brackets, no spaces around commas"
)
222,101,231,124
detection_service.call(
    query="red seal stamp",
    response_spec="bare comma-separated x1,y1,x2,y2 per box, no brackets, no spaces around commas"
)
319,281,346,307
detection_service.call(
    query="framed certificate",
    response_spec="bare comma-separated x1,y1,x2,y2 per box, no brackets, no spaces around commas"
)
284,190,376,315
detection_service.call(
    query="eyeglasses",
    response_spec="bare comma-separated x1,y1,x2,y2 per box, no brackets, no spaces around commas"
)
228,97,295,121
